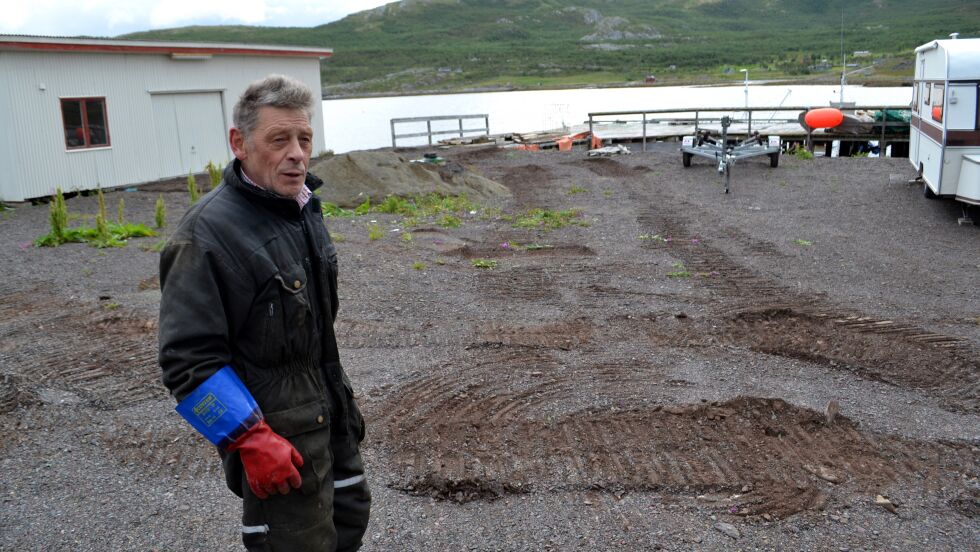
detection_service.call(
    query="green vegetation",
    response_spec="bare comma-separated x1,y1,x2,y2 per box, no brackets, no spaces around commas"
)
206,161,223,188
116,198,125,224
331,232,346,243
401,232,414,243
667,261,692,278
568,185,587,195
187,172,200,204
122,0,979,95
35,188,157,248
322,193,479,229
514,208,588,230
367,223,384,241
793,238,814,246
792,147,815,160
155,195,167,229
412,261,426,270
471,258,497,269
638,233,667,243
322,202,357,217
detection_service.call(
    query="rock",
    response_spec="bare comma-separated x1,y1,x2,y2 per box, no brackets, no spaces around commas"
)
713,522,740,540
875,495,899,514
817,466,842,484
825,399,840,425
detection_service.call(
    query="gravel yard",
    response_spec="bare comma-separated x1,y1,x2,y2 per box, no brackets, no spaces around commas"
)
0,145,977,551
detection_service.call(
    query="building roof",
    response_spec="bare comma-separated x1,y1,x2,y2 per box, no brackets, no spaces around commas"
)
0,35,332,59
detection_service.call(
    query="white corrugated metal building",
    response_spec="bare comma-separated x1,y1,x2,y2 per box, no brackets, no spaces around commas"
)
0,36,332,202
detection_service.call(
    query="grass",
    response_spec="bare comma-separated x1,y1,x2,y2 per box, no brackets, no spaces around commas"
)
35,188,156,248
323,194,479,230
568,185,587,195
638,233,668,243
367,223,384,241
793,238,814,246
471,258,497,269
438,214,462,228
401,232,414,243
513,208,588,230
792,147,815,160
666,261,692,278
412,261,426,270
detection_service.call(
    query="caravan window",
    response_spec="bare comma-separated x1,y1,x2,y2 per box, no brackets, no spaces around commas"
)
924,83,931,106
911,83,918,113
931,84,944,122
61,97,111,150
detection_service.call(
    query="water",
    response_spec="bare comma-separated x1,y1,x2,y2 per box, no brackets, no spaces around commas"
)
322,84,912,153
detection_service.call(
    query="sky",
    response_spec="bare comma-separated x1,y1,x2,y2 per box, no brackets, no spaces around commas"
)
0,0,394,37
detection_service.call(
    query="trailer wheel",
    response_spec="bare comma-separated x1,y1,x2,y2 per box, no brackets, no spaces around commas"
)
923,182,938,199
682,152,692,167
769,152,779,168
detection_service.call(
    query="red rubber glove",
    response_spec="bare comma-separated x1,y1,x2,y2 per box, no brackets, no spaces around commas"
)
227,419,304,499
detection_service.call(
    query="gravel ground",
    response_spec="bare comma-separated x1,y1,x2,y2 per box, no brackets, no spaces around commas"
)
0,144,977,551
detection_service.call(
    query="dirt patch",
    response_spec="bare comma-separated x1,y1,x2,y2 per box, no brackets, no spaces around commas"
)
0,289,163,409
374,389,973,517
566,157,636,178
310,151,511,207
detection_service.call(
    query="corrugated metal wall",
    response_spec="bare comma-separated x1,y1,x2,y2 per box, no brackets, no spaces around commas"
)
0,51,325,201
0,52,18,201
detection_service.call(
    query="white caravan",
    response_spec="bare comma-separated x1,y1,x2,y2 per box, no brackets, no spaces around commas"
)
910,35,980,206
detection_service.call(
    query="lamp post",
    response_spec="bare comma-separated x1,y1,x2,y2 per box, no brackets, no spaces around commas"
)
740,69,749,109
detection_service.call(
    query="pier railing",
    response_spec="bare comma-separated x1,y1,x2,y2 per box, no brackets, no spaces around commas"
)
390,114,489,147
587,105,911,154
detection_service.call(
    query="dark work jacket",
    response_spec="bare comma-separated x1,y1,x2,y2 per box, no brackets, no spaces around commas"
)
158,160,364,497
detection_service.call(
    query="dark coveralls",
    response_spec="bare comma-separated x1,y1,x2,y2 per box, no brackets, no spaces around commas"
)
158,161,370,551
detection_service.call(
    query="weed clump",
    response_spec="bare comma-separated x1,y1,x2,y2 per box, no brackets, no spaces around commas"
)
155,195,166,229
187,172,200,204
206,161,223,189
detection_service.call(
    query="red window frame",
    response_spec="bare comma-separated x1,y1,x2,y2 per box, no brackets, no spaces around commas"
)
61,97,111,150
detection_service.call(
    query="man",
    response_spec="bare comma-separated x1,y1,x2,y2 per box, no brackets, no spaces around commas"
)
159,74,370,551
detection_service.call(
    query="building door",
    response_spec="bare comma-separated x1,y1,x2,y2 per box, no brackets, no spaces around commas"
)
151,92,228,178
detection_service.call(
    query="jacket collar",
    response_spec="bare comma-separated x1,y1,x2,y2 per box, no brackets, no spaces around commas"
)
224,159,323,218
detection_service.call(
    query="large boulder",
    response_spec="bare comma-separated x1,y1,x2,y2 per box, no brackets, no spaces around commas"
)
310,151,511,207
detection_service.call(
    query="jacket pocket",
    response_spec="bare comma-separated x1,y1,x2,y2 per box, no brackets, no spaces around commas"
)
261,263,314,364
264,399,332,495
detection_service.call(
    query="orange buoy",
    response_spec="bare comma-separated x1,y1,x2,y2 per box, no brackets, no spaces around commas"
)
804,108,844,129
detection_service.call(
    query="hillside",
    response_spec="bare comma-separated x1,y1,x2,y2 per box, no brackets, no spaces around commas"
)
124,0,980,96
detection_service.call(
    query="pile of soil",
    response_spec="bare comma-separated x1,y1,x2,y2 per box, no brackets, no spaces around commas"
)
310,150,512,207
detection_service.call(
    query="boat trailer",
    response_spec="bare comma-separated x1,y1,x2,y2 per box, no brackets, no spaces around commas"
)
681,116,781,193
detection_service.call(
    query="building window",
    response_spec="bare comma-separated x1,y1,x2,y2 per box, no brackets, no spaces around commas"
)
61,97,110,149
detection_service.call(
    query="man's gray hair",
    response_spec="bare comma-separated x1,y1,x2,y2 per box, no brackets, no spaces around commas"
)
233,74,316,139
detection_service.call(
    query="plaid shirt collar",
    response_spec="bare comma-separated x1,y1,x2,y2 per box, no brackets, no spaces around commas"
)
240,168,312,209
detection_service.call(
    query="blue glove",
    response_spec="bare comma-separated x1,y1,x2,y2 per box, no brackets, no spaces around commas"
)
176,365,262,448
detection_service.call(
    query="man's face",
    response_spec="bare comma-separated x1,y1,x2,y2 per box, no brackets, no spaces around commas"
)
230,106,313,198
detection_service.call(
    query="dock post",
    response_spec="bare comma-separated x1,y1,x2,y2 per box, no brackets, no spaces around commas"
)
748,110,752,135
880,116,887,158
390,119,397,148
588,116,594,150
427,120,432,145
642,113,647,152
459,118,464,138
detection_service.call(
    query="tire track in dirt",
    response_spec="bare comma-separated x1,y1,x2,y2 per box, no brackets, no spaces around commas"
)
632,195,980,414
0,289,162,409
372,344,974,518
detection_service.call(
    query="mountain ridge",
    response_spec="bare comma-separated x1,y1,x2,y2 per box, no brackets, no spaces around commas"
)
122,0,980,96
